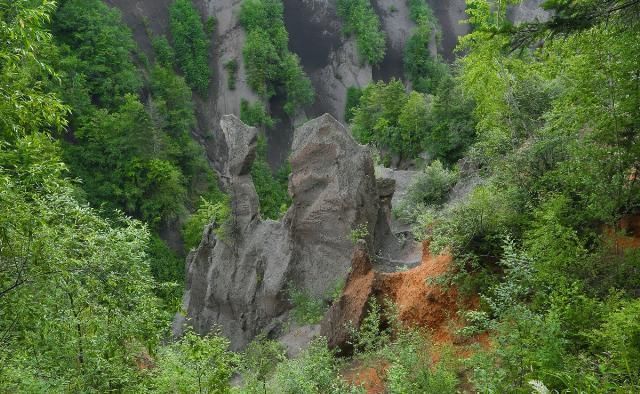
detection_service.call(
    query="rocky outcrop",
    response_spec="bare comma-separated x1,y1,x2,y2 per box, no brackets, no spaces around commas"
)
179,113,387,350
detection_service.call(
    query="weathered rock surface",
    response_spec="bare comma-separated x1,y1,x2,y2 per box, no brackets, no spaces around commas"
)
180,114,388,350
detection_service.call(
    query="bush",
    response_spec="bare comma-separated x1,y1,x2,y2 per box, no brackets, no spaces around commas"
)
224,59,238,90
183,193,231,250
152,35,175,67
384,331,459,393
288,285,326,325
240,0,314,113
240,336,287,393
336,0,387,65
147,235,184,311
169,0,211,95
394,160,458,223
251,134,291,219
240,99,274,128
150,330,236,393
268,338,355,393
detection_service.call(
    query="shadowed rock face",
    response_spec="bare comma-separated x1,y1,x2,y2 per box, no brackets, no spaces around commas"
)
179,114,386,350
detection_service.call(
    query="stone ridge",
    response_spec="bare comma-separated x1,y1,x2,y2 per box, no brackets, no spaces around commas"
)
178,113,388,350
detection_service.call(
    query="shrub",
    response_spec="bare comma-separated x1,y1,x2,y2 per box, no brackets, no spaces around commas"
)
394,160,458,223
150,330,236,393
239,0,314,113
240,335,287,393
349,223,370,244
268,338,357,393
288,285,326,325
348,298,390,354
250,134,291,219
224,59,238,90
336,0,386,65
344,86,363,122
240,99,274,128
152,35,175,67
182,193,231,250
384,331,459,393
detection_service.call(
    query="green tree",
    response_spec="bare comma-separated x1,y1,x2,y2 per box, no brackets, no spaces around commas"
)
336,0,387,65
169,0,211,95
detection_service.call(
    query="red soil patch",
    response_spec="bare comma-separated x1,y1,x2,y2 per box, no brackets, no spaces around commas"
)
342,359,389,394
605,214,640,251
374,245,457,341
322,241,486,351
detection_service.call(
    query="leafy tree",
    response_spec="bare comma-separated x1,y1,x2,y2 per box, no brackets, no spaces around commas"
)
404,23,448,94
336,0,387,65
150,330,237,393
169,0,211,95
64,94,186,227
152,35,175,67
53,0,142,110
240,335,287,393
183,194,231,250
240,0,314,114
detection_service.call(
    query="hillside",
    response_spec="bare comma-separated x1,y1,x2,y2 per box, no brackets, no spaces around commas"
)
1,0,639,392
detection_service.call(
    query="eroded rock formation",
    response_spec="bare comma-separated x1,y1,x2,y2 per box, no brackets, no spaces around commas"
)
179,113,386,350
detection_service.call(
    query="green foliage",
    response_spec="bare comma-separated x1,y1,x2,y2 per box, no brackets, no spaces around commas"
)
152,35,175,67
403,1,448,95
0,132,163,392
224,58,238,90
268,338,357,393
65,94,187,227
240,0,314,114
53,0,142,110
384,332,459,393
336,0,387,65
394,160,457,223
350,79,414,159
251,134,291,220
404,23,449,94
348,298,390,354
149,330,237,393
169,0,211,95
0,0,69,140
240,335,287,393
148,234,184,311
240,99,274,128
425,73,476,162
183,194,232,250
288,285,326,325
344,86,363,123
349,223,370,244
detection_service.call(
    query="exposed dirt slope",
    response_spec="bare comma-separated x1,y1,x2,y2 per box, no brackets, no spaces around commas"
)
322,240,480,352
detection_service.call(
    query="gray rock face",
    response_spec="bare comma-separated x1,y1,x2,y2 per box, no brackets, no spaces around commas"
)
286,114,379,296
180,114,387,350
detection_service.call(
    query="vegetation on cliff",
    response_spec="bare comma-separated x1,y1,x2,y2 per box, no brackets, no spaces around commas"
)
2,0,639,392
336,0,387,65
169,0,211,95
239,0,314,115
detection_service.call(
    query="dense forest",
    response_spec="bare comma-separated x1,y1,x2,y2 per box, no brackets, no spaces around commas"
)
1,0,639,392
